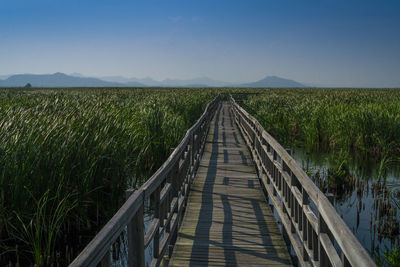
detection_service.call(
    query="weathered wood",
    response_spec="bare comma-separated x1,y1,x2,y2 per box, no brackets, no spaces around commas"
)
153,186,161,259
169,103,292,266
72,95,375,267
231,96,376,267
69,189,144,266
260,174,311,267
70,96,219,267
141,96,220,199
126,189,145,267
160,183,171,207
320,233,341,267
100,251,110,267
144,219,160,248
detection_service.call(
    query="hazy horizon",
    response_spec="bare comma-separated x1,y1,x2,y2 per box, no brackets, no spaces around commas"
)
1,0,400,87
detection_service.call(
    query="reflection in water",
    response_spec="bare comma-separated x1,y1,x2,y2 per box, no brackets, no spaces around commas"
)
110,227,128,267
292,148,399,258
109,199,154,267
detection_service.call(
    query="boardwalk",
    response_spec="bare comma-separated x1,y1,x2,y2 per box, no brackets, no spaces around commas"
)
71,97,375,267
169,102,292,266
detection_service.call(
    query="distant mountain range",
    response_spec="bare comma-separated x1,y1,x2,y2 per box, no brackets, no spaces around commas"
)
100,75,238,87
0,72,305,88
239,76,304,88
0,73,145,87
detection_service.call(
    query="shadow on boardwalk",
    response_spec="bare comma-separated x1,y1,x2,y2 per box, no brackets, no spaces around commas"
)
169,102,292,267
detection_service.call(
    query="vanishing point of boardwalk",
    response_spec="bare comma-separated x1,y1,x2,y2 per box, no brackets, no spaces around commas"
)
169,103,292,266
71,98,375,267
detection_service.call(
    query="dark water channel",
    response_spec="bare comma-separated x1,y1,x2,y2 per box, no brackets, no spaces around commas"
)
291,147,399,259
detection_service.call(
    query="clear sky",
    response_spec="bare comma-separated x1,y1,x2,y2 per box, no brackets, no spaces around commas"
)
1,0,399,87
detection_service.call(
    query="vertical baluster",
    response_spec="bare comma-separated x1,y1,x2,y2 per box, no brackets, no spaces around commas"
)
153,186,160,260
266,149,271,184
166,184,171,233
100,251,110,267
159,191,165,234
285,181,289,204
289,173,294,217
126,189,144,267
325,193,335,242
171,161,179,245
282,179,286,200
194,134,199,166
313,228,318,261
278,168,282,192
342,253,351,267
302,191,309,261
308,221,313,250
190,135,194,178
185,147,191,202
319,193,334,266
290,194,296,234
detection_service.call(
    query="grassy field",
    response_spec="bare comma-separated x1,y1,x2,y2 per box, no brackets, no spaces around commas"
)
0,87,216,265
1,87,399,265
238,88,400,266
239,88,400,212
240,88,400,160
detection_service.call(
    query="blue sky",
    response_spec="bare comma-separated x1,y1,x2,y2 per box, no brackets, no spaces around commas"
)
1,0,399,87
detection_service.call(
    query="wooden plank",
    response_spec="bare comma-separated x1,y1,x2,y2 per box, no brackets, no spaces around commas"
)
303,205,318,232
169,102,292,266
70,96,220,267
320,233,342,267
126,189,145,267
231,97,376,267
144,219,160,248
142,96,220,199
160,183,172,205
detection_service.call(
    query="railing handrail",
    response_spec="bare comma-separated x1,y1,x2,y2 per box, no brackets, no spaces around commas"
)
230,95,376,267
141,95,219,198
70,95,220,266
70,189,145,265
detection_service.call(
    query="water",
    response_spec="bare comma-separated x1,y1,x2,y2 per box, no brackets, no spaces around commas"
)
109,148,399,265
291,147,400,258
109,199,155,267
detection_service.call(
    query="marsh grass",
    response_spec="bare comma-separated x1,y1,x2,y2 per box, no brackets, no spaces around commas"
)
239,89,400,265
241,88,400,159
0,87,215,265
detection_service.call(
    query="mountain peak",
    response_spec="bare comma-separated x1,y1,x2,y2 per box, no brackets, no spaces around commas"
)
240,75,304,88
53,72,67,76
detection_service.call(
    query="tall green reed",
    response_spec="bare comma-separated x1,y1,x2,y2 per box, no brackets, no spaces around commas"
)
0,87,216,265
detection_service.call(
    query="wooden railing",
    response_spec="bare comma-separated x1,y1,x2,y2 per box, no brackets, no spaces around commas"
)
230,96,376,267
70,96,220,267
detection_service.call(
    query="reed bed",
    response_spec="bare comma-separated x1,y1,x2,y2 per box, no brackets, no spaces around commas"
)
241,88,400,159
0,87,216,266
238,88,400,266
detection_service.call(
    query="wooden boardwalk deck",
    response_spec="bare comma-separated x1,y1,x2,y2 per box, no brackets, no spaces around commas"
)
169,102,292,266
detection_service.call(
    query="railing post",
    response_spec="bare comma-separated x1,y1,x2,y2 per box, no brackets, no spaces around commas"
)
126,189,144,267
153,186,161,261
319,193,334,266
194,134,199,167
342,253,351,267
100,251,110,267
190,135,194,178
302,190,309,261
171,162,179,245
290,172,296,234
183,151,189,198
